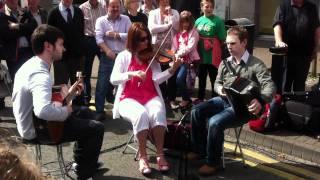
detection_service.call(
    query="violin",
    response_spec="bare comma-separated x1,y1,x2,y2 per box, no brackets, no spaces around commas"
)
137,48,175,65
158,49,175,64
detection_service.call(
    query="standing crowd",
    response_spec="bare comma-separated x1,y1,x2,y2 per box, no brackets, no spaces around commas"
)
0,0,319,179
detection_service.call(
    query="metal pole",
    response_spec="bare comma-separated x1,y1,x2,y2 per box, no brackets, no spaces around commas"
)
311,53,318,77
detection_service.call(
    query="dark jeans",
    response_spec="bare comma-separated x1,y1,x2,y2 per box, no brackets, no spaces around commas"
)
95,53,114,113
175,64,190,101
284,55,311,92
36,107,104,179
191,97,247,165
197,64,218,100
83,36,101,102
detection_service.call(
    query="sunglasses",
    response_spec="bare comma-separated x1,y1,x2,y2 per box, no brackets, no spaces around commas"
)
139,36,149,42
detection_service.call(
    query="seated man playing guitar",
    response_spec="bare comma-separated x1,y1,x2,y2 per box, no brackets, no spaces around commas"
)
12,24,104,180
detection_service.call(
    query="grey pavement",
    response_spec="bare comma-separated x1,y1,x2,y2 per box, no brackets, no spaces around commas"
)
1,39,320,179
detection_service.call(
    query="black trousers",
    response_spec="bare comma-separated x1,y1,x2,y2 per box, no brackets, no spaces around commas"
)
53,56,85,85
197,64,218,100
271,54,287,94
36,108,104,179
284,55,311,92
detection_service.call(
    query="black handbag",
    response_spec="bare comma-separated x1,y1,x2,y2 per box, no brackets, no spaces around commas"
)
164,119,191,151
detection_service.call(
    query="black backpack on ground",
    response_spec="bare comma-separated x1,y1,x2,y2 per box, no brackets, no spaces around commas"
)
282,88,320,135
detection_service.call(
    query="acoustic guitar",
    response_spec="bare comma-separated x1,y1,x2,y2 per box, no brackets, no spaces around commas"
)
34,72,84,144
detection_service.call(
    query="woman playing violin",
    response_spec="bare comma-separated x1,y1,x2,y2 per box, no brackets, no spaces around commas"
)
110,22,182,175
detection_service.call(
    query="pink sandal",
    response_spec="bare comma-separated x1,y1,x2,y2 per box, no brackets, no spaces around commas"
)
139,156,151,175
156,154,170,172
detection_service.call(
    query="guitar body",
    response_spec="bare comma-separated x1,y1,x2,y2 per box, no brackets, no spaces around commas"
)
46,92,65,144
33,72,83,144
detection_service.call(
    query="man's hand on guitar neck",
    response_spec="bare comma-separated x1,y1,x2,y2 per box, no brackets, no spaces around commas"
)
60,84,69,99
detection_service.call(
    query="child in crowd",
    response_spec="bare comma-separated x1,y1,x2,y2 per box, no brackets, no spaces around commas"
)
0,147,49,180
194,0,226,103
171,10,200,108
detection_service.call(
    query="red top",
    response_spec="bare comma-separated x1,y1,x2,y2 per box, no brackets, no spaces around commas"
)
120,56,158,105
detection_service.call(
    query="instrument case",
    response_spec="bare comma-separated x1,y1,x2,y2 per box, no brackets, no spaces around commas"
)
284,100,320,134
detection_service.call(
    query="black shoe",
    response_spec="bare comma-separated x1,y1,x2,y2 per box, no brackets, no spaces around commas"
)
95,112,106,121
96,162,104,169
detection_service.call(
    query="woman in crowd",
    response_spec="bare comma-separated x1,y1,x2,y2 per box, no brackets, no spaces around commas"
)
140,0,157,17
148,0,180,109
110,22,182,175
171,10,200,108
124,0,148,26
194,0,226,103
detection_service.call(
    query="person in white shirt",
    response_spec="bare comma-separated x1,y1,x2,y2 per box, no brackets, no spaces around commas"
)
12,24,104,180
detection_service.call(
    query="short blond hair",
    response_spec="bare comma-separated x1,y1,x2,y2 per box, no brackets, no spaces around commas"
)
0,148,48,180
200,0,215,9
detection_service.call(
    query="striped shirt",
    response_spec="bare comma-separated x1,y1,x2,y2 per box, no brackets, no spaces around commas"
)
79,1,106,37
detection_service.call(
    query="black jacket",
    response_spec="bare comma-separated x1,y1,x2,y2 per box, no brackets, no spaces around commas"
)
48,6,85,59
0,10,37,61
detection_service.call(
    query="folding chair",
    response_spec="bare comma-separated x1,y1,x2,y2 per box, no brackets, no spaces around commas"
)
121,125,155,161
222,125,246,169
122,132,139,160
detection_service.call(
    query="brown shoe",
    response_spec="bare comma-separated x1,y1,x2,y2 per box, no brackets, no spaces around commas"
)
186,152,200,160
198,164,220,176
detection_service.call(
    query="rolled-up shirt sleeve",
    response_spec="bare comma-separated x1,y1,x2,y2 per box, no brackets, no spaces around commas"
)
30,72,69,121
95,16,105,45
119,16,131,41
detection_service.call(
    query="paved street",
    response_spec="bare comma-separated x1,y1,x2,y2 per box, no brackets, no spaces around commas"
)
1,45,320,179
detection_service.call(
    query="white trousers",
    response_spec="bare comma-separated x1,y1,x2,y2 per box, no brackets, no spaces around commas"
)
118,96,167,135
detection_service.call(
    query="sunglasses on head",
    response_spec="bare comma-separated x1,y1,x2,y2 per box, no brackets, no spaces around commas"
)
139,36,148,42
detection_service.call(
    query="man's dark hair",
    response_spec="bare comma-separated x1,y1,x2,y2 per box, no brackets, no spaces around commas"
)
31,24,64,55
227,26,248,42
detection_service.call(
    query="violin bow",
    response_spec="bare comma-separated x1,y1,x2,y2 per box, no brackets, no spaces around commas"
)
145,25,174,73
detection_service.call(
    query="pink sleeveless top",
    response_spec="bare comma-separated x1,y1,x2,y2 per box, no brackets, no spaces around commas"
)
120,56,158,104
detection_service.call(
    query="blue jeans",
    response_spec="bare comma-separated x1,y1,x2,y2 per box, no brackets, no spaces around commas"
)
95,54,114,113
191,96,247,165
83,36,101,101
176,64,190,101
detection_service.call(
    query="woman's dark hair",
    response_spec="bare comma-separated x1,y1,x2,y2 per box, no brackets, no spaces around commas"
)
126,22,153,54
179,11,195,32
31,24,64,55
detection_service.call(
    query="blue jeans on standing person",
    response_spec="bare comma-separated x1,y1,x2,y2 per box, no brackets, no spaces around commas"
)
83,36,101,103
95,53,115,113
176,64,190,101
191,96,247,166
